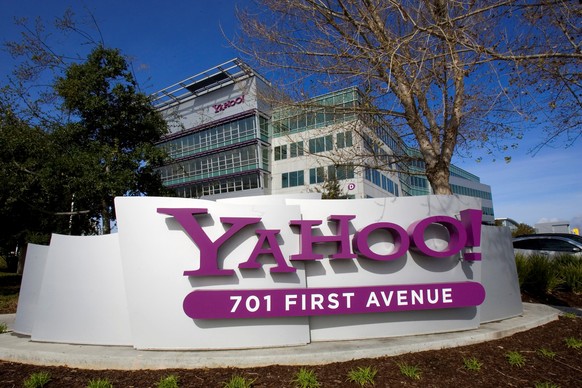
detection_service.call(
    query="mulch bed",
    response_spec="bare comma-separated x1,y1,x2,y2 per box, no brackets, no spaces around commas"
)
1,294,581,387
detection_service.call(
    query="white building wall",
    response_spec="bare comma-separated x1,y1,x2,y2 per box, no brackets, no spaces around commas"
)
159,77,260,133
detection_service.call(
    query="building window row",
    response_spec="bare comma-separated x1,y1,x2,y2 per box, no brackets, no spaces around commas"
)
364,167,399,196
161,116,257,159
272,89,359,137
159,145,260,186
409,175,428,189
275,131,352,160
309,135,333,154
450,184,493,200
310,164,355,184
308,131,352,154
274,140,305,161
174,173,262,198
282,170,305,188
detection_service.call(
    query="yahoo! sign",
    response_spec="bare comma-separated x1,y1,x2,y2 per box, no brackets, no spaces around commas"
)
157,207,485,320
212,95,245,113
17,196,520,351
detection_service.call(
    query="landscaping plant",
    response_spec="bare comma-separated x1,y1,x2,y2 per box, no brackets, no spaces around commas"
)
564,337,582,349
346,366,377,386
462,356,483,372
23,371,51,388
397,362,422,380
292,367,320,388
223,374,255,388
157,374,179,388
506,351,526,367
536,348,556,359
86,378,114,388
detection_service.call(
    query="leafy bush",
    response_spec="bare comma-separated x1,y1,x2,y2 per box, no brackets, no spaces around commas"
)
516,253,582,295
157,374,179,388
87,378,114,388
397,362,421,380
515,253,532,288
346,366,377,386
223,375,255,388
292,368,320,388
537,348,556,359
0,322,7,334
506,351,526,367
23,371,51,388
564,337,582,349
557,260,582,293
526,254,563,294
462,356,483,371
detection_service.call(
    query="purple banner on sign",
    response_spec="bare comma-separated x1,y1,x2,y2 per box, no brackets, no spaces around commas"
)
183,282,486,319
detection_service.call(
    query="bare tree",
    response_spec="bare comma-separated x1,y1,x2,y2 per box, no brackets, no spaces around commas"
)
236,0,581,194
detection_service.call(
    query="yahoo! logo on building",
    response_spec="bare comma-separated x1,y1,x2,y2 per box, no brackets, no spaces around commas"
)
212,95,245,113
156,208,483,277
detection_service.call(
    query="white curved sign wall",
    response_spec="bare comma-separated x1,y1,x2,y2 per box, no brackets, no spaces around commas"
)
15,195,522,350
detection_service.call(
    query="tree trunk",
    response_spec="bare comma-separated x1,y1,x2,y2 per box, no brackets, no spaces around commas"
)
102,199,111,234
425,159,453,195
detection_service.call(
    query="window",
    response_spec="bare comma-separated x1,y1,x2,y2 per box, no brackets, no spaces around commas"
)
282,170,304,188
336,165,355,180
309,167,325,184
274,145,287,161
308,135,334,153
290,141,304,158
337,131,353,148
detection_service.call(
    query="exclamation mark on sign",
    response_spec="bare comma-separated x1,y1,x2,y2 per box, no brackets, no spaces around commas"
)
460,209,482,261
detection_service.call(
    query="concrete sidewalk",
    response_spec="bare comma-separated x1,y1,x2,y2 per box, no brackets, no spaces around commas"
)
0,303,565,370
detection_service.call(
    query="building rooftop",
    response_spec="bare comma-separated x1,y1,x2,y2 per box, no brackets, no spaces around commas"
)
151,58,268,109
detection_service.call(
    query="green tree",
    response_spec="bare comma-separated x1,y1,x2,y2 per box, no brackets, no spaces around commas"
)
512,223,536,238
53,46,169,233
0,105,72,271
236,0,581,194
1,13,170,265
319,175,348,199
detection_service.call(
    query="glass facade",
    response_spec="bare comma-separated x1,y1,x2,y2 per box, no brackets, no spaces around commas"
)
272,88,359,137
157,111,269,198
160,116,258,159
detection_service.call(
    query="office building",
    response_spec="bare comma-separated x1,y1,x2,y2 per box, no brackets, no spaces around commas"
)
152,59,494,222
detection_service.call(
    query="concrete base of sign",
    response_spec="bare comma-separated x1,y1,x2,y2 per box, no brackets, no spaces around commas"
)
1,304,558,369
13,195,522,350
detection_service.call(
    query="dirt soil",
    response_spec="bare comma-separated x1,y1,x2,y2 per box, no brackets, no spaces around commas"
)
1,292,581,387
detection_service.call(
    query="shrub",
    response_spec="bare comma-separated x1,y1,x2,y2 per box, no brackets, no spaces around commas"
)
292,368,320,388
515,253,532,288
157,374,179,388
537,348,556,359
558,260,582,293
397,362,421,380
534,382,560,388
521,254,562,294
23,371,51,388
346,366,377,386
223,375,255,388
564,337,582,349
0,322,7,334
506,351,526,367
87,378,114,388
462,356,483,371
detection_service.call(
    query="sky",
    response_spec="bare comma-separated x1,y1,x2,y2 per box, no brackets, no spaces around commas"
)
1,0,580,231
